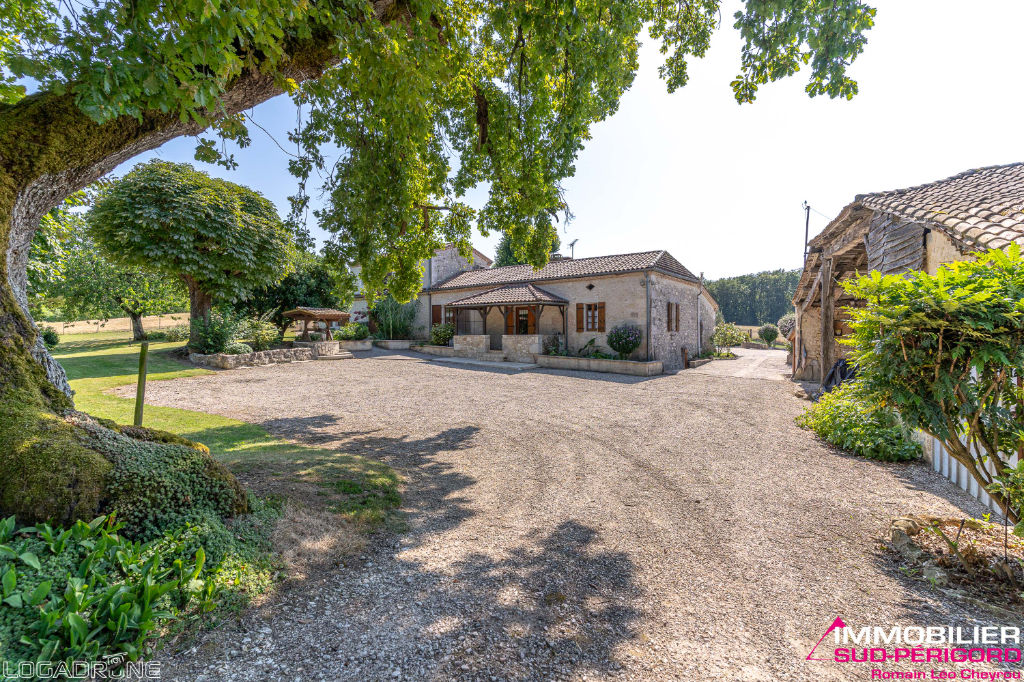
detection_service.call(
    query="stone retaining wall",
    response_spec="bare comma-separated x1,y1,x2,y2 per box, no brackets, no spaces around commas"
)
293,340,339,358
453,334,489,357
337,339,372,351
502,334,543,363
375,339,414,350
190,348,314,370
412,344,456,357
536,355,663,376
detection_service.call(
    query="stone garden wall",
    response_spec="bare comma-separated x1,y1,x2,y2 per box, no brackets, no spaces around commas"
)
190,348,314,369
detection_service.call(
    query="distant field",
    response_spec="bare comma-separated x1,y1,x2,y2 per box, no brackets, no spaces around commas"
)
39,313,190,335
735,324,761,339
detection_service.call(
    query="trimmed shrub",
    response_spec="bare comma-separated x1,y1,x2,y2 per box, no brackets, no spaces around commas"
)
758,322,779,346
777,312,796,338
430,322,455,346
337,322,369,341
606,322,643,360
796,382,920,462
223,341,253,355
164,324,190,342
40,327,59,349
307,332,323,342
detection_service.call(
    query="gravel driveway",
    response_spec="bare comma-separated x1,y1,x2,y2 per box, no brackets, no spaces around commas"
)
143,348,1003,681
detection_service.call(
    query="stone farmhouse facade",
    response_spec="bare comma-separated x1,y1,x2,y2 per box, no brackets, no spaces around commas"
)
352,247,717,371
792,163,1024,381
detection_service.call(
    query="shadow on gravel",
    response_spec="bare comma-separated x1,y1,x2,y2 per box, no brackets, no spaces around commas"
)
399,520,641,680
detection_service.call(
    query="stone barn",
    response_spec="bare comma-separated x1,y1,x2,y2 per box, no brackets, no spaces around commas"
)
792,163,1024,381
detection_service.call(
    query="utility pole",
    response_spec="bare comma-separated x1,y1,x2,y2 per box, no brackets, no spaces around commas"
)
802,201,811,265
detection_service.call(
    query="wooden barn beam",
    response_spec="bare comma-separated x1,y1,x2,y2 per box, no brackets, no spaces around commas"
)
820,257,835,376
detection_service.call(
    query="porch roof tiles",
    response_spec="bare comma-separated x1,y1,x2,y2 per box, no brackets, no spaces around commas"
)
446,283,568,307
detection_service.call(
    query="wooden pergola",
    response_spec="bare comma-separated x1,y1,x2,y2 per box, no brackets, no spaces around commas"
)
282,307,350,341
446,284,569,339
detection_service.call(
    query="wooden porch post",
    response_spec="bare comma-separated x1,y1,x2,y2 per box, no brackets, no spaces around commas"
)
820,257,834,380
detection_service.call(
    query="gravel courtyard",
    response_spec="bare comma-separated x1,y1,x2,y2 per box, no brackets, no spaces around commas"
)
144,348,1003,681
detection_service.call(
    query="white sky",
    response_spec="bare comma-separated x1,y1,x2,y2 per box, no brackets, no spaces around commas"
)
118,0,1024,280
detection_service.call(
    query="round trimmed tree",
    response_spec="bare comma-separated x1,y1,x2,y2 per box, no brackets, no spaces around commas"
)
89,162,293,347
758,322,779,346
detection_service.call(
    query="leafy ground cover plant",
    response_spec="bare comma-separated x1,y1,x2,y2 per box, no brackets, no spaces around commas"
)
0,497,281,669
429,323,454,346
796,382,920,462
843,246,1024,523
606,323,643,360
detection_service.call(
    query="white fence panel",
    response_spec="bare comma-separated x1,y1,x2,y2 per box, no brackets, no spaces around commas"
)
928,436,1016,515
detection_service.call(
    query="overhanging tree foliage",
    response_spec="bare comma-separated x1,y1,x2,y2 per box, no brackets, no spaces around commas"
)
493,232,561,268
88,161,293,346
0,0,877,527
844,247,1024,523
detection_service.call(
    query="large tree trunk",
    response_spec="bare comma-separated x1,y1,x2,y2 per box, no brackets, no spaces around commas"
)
0,36,340,406
182,276,214,348
129,312,145,342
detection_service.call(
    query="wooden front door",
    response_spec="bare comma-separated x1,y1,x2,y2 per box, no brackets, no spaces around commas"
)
513,307,536,334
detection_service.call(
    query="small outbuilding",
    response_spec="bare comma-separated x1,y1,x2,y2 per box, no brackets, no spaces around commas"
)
283,307,350,341
791,163,1024,381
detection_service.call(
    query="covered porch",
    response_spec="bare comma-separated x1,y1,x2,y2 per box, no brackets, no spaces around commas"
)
445,284,568,361
282,307,351,341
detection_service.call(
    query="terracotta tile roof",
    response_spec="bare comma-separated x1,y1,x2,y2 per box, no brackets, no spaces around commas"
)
430,250,698,290
447,284,568,307
858,163,1024,251
282,307,350,320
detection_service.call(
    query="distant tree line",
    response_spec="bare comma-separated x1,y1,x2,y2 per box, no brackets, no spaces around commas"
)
706,269,801,326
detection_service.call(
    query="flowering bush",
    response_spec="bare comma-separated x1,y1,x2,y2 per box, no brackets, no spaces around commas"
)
711,322,745,354
777,312,796,338
606,322,643,360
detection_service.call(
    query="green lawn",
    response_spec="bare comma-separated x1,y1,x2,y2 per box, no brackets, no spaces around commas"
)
53,334,400,525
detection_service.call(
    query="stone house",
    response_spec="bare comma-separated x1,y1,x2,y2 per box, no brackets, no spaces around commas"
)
355,246,717,370
792,163,1024,381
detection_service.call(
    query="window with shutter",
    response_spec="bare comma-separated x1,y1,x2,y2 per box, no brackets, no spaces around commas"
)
667,301,672,332
432,305,442,324
675,303,680,332
597,302,605,332
444,308,454,325
576,303,584,332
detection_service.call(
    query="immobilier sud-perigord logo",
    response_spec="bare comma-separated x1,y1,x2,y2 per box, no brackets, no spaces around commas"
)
806,617,1024,680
